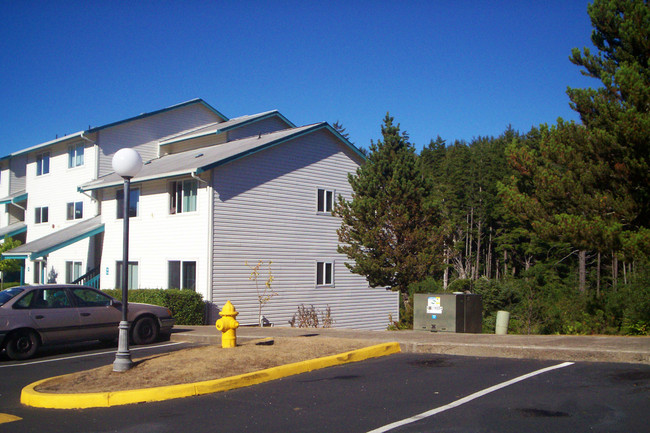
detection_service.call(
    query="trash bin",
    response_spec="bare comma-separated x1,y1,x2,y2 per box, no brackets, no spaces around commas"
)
413,293,482,333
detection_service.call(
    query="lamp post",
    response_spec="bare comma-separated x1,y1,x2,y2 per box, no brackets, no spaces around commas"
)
112,148,143,372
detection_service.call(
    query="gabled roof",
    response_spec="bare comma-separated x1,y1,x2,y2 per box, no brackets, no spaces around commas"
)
158,110,295,147
2,216,104,260
2,99,227,160
79,122,365,191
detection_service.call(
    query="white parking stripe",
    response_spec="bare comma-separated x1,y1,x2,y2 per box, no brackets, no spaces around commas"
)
0,342,183,368
367,361,575,433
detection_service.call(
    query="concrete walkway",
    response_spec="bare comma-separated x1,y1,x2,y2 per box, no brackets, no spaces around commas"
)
171,325,650,365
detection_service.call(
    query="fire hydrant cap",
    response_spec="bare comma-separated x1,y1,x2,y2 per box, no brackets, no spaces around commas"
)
219,300,239,317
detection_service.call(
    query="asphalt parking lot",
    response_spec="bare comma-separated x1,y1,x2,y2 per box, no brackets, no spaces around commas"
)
1,334,649,433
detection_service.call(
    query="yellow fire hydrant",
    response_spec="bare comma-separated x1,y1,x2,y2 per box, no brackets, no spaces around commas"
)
215,300,239,348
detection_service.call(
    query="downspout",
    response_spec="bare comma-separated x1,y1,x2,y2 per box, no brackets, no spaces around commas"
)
191,171,209,185
80,131,101,216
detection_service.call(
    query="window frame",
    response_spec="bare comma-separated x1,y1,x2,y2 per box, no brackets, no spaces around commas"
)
66,201,83,220
35,206,49,224
316,260,334,287
116,187,140,219
36,152,50,176
65,261,83,283
68,143,85,168
168,260,197,290
169,179,198,214
115,261,139,290
317,188,335,214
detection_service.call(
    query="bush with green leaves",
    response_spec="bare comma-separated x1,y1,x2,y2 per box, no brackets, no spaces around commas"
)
103,289,205,325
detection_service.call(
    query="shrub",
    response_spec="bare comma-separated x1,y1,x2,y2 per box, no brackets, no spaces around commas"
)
103,289,204,325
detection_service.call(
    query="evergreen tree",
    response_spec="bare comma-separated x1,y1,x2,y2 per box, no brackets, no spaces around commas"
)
567,0,649,237
335,114,446,295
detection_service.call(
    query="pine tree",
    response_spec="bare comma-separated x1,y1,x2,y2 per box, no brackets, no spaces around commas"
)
335,114,446,295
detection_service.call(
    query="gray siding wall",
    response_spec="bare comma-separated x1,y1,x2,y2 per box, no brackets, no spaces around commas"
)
211,129,398,330
9,154,26,194
97,104,222,176
226,116,291,141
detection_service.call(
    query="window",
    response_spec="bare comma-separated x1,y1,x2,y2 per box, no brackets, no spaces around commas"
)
35,206,49,224
66,201,83,220
71,287,112,307
316,261,334,286
66,261,83,283
36,152,50,176
116,187,140,219
170,179,197,214
33,261,46,284
317,188,334,213
168,260,196,290
115,261,138,290
20,288,71,309
68,143,84,168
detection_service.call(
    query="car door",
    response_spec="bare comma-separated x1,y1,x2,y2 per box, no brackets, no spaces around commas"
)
69,287,121,341
22,288,81,344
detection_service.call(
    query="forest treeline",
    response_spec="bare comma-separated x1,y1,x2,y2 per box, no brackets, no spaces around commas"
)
336,0,649,335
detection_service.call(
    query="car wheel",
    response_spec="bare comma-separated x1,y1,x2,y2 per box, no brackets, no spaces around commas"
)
5,329,40,360
131,317,159,345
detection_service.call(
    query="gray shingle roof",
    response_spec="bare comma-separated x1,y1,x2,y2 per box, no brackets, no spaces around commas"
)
2,216,104,260
79,123,327,191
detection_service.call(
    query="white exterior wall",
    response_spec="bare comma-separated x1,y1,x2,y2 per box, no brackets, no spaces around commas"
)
24,140,100,283
97,104,222,176
0,162,10,228
210,129,399,330
99,175,212,302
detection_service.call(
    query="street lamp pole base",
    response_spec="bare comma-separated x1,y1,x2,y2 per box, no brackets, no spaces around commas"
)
113,320,133,372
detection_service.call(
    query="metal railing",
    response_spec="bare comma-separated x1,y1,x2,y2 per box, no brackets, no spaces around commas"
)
71,267,100,288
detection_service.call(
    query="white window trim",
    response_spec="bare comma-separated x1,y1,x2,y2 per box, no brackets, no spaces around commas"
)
66,201,83,220
316,187,335,214
35,206,49,224
116,186,141,219
36,151,50,176
169,179,199,215
167,259,198,290
67,143,85,168
316,260,335,287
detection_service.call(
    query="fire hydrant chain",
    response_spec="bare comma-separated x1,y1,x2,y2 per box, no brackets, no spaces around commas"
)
215,300,239,348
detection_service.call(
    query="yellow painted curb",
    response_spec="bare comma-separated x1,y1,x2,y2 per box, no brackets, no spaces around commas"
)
21,342,401,409
0,413,22,424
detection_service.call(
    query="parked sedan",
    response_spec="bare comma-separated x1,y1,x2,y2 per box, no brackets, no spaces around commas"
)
0,284,175,360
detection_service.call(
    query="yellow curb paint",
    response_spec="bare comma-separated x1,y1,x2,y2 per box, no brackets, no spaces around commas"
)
21,342,401,409
0,413,22,424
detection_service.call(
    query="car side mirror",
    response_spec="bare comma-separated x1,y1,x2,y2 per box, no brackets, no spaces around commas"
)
111,299,122,307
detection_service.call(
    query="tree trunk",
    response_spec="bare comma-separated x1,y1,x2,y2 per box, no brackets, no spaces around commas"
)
474,218,481,280
486,229,492,279
503,250,508,278
578,250,586,292
612,253,618,291
443,246,449,290
596,252,601,297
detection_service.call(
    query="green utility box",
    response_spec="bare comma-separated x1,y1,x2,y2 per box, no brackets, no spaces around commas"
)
413,293,482,333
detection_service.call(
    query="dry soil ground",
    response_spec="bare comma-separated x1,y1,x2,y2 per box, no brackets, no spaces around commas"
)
36,337,373,393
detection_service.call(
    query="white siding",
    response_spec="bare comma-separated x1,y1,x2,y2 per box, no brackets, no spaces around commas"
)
99,175,212,301
161,133,227,156
211,129,398,330
24,140,100,284
97,104,222,176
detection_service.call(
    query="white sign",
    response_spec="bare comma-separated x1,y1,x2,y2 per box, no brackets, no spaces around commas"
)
427,296,443,314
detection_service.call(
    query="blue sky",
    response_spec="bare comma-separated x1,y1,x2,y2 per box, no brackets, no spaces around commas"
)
0,0,597,155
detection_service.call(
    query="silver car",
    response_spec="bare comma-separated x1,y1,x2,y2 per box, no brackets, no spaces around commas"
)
0,285,175,360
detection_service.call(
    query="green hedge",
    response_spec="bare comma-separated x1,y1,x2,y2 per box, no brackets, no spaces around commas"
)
103,289,205,325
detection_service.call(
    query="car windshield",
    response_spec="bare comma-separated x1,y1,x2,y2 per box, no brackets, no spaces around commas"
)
0,287,25,306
